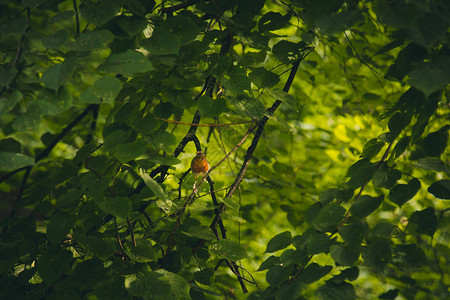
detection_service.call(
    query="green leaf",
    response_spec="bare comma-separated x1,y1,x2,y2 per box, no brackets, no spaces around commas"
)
408,57,450,95
339,223,369,246
56,188,83,209
330,244,360,266
318,281,357,300
378,289,399,299
128,269,190,299
98,196,132,219
350,195,384,219
66,29,114,51
388,112,411,138
266,264,294,287
0,15,28,34
0,152,34,171
266,88,299,111
331,267,360,283
421,126,449,157
415,157,449,173
316,9,363,35
151,130,177,152
373,166,401,189
210,240,248,261
183,226,216,240
0,138,21,152
313,204,346,232
38,246,72,284
46,213,76,244
103,129,132,151
79,2,120,26
272,40,306,63
84,236,116,259
257,256,281,271
306,233,335,255
428,179,450,199
71,258,106,286
265,231,292,253
114,139,147,162
79,76,123,104
361,238,391,271
148,156,181,166
346,159,375,188
143,27,180,55
371,221,396,237
209,55,232,76
42,57,77,90
80,173,109,198
374,40,404,56
319,188,338,204
296,263,332,284
222,197,240,211
194,268,215,286
249,67,280,88
395,244,427,266
42,29,69,48
197,95,228,118
222,75,251,95
127,239,157,263
389,178,421,207
408,207,438,237
0,90,22,115
391,136,410,160
258,11,291,32
361,138,385,160
139,169,168,201
165,14,201,45
115,15,149,36
0,68,18,91
99,50,154,76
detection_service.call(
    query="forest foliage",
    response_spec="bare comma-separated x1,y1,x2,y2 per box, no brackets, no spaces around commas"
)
0,0,449,299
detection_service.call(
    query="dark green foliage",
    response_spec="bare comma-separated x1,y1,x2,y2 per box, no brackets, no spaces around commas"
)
0,0,448,299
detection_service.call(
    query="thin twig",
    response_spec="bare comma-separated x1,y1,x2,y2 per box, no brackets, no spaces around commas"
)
127,217,137,247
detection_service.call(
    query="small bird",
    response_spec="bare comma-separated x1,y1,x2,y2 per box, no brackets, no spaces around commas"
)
191,151,210,189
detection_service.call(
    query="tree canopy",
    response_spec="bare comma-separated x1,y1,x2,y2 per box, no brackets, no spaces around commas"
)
0,0,449,299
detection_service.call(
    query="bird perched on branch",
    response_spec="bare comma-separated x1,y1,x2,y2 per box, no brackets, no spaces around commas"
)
191,151,210,189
